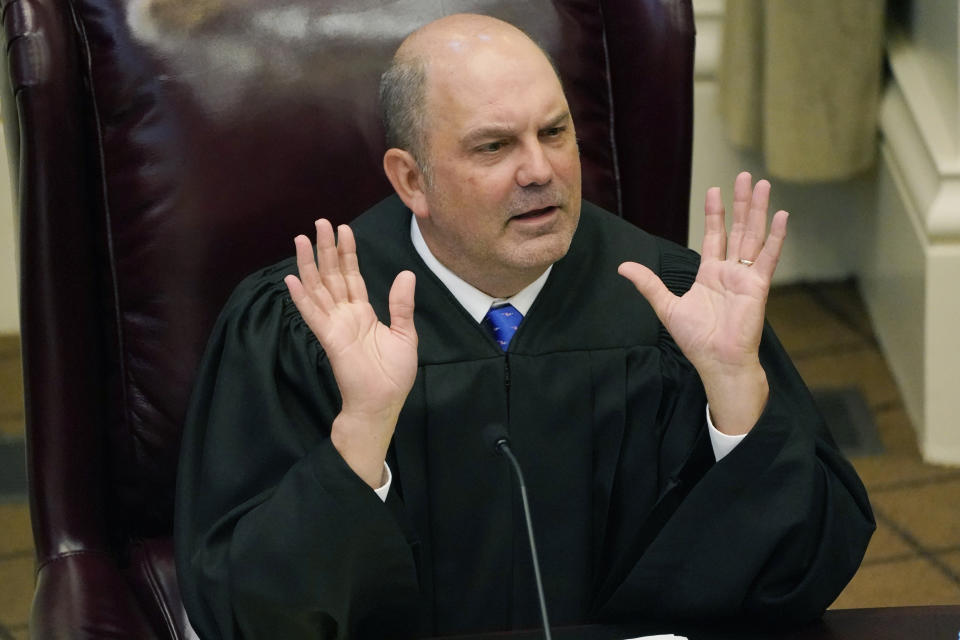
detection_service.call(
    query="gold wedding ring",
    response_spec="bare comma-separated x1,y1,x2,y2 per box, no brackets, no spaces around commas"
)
738,258,755,267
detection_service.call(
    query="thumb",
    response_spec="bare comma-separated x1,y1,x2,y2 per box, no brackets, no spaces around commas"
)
388,270,417,339
617,261,675,324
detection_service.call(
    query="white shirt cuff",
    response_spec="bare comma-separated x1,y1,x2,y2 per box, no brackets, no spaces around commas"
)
374,462,393,502
706,404,747,461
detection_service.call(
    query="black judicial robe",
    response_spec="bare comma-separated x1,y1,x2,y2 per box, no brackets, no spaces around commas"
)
175,195,875,640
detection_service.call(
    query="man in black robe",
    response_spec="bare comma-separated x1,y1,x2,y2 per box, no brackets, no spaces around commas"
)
175,13,874,640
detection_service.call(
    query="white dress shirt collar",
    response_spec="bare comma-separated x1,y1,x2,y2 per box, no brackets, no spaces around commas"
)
410,215,551,323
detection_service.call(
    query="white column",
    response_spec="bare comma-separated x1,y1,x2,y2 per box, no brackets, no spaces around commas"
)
866,16,960,464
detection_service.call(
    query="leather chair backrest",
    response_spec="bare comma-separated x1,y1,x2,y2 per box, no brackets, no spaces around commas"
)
3,0,692,636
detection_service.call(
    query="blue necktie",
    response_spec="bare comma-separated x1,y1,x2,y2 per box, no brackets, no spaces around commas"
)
482,303,523,351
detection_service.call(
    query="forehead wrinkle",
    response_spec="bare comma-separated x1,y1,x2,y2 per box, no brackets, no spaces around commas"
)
404,15,570,159
460,109,571,146
544,111,572,127
460,123,518,147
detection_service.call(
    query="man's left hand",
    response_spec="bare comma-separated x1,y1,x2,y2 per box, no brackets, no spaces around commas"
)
618,172,788,436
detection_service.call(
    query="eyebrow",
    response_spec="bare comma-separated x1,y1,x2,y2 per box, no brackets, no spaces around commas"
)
460,111,571,148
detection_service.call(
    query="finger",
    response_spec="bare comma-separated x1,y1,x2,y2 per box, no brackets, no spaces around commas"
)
388,271,417,340
315,219,349,302
725,171,753,262
739,179,771,261
617,261,676,325
294,233,337,313
294,234,322,291
336,224,369,304
284,273,306,304
284,273,327,323
753,210,789,280
701,186,726,261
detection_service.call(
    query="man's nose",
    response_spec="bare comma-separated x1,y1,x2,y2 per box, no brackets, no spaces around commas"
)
516,141,554,187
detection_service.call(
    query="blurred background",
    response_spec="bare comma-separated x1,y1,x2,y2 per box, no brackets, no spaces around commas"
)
0,0,958,637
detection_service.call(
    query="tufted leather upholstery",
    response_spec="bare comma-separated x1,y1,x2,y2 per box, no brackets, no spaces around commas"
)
1,0,693,637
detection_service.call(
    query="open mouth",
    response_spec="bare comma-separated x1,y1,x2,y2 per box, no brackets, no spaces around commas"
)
511,206,557,221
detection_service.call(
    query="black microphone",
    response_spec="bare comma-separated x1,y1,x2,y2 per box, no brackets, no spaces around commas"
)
482,423,553,640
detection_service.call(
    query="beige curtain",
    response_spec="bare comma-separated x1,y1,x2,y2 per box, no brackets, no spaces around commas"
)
718,0,886,182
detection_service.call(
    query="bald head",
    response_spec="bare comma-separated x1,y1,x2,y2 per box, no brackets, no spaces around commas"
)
396,13,548,64
379,14,561,173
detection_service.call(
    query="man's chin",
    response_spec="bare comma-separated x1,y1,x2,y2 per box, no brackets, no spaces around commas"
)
504,232,575,270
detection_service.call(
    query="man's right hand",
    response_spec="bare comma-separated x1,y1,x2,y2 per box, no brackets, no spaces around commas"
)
284,219,418,489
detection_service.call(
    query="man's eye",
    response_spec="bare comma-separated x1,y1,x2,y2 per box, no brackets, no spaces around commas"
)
542,126,565,138
478,141,505,153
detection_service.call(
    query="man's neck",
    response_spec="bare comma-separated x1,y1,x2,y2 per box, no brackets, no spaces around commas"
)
410,215,551,323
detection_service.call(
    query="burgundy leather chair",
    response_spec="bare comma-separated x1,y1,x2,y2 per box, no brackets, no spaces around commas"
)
1,1,693,637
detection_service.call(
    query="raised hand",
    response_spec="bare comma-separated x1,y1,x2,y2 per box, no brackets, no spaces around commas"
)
618,172,788,435
284,219,418,487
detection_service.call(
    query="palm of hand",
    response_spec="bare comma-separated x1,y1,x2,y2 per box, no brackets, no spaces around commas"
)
314,298,418,417
618,173,787,434
659,257,768,373
619,173,787,376
284,220,419,420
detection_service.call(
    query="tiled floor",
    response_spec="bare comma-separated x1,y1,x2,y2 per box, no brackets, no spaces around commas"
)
0,280,958,637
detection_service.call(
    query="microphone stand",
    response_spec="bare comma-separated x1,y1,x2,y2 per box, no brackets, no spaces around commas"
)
495,439,553,640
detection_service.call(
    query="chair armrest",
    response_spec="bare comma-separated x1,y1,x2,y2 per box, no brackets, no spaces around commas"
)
31,551,162,639
127,537,199,640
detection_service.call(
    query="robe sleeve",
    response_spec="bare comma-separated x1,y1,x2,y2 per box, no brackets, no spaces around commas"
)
174,264,420,640
598,243,875,624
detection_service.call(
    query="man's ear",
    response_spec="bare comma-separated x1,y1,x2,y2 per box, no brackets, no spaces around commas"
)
383,148,429,218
